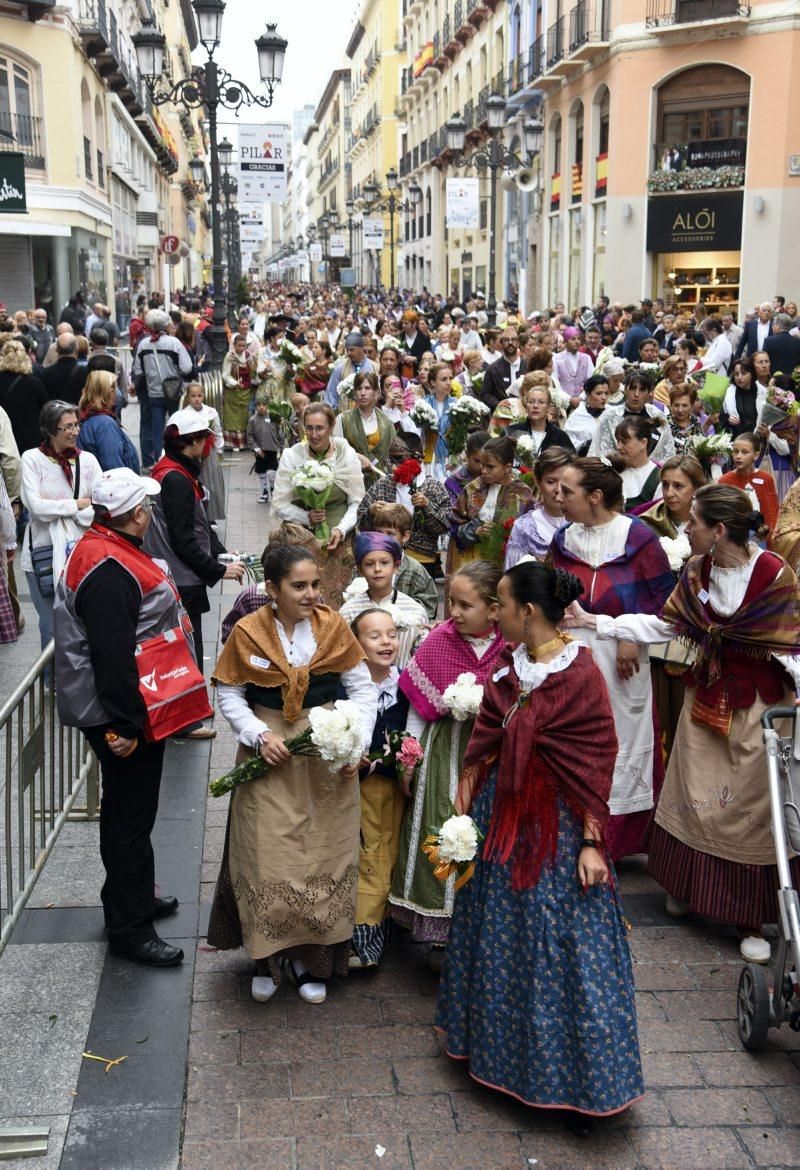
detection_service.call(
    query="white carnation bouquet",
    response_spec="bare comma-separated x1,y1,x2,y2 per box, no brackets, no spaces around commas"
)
209,700,365,796
659,533,692,573
446,396,490,456
422,812,482,890
514,433,537,464
442,672,484,721
686,431,733,479
342,576,371,603
383,601,417,629
278,338,307,371
337,373,357,404
410,399,439,430
291,459,336,545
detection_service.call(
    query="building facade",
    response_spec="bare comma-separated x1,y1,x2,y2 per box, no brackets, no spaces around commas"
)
305,67,351,279
508,0,800,313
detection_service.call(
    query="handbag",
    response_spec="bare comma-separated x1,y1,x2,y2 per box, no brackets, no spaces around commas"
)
29,456,80,598
152,347,184,406
135,624,212,741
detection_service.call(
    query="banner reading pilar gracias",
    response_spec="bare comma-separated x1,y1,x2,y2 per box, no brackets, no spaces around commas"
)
237,124,290,203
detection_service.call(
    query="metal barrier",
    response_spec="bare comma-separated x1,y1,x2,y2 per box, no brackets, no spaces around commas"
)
0,642,100,959
200,366,224,416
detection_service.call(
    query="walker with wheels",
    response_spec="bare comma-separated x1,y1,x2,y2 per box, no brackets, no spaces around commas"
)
736,706,800,1050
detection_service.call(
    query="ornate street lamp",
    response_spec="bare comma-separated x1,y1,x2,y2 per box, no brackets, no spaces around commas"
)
362,173,423,290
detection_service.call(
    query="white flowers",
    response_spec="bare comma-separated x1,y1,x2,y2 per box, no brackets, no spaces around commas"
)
383,601,415,629
686,432,734,461
659,533,692,572
307,700,365,772
442,672,484,721
450,397,489,423
338,373,357,402
437,814,480,864
278,338,306,367
514,433,536,463
342,576,370,602
291,459,335,494
410,400,439,430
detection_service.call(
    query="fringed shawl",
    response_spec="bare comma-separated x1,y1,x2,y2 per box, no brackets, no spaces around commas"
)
771,478,800,572
662,550,800,687
398,617,505,722
462,645,618,890
212,604,364,723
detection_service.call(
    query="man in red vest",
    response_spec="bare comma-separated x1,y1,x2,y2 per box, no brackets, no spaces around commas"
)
54,468,190,966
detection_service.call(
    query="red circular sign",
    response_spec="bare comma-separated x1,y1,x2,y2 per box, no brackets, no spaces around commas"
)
160,235,180,254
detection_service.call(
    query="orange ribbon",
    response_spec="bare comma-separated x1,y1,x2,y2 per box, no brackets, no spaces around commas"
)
421,836,475,890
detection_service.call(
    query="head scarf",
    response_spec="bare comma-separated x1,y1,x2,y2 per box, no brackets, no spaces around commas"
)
354,533,402,565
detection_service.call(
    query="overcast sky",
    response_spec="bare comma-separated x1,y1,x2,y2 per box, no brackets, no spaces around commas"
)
201,0,357,141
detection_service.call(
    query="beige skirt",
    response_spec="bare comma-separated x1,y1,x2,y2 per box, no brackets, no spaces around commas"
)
227,703,361,960
654,684,795,866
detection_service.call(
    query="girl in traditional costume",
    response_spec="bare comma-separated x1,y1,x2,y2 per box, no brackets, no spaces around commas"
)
550,458,675,860
447,436,535,575
221,335,255,451
568,485,800,964
436,561,643,1133
389,562,505,956
334,371,397,483
340,533,428,669
504,447,573,566
346,608,409,970
207,545,377,1004
422,362,457,482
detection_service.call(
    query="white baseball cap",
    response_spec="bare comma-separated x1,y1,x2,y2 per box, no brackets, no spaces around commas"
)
91,468,161,517
168,407,212,437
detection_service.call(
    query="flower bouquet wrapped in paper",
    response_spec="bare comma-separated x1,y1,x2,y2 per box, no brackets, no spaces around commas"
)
209,700,365,797
410,399,439,431
341,576,371,604
446,396,490,456
757,379,800,429
421,812,482,890
514,432,537,465
267,400,294,443
291,459,336,545
697,370,729,416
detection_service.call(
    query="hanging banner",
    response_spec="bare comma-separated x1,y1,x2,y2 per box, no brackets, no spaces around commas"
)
362,217,384,250
237,123,290,203
240,223,265,243
445,178,479,228
309,242,323,262
329,233,346,258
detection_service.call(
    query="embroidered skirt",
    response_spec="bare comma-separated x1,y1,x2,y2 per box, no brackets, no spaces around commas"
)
436,775,644,1117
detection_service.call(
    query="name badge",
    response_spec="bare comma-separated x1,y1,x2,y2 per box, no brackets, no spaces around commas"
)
493,666,510,682
752,478,763,484
249,654,271,670
698,589,710,604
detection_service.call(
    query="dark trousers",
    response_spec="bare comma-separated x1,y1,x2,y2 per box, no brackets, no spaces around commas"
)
84,728,165,944
138,388,153,467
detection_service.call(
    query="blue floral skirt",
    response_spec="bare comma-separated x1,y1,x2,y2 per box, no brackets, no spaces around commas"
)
435,771,644,1116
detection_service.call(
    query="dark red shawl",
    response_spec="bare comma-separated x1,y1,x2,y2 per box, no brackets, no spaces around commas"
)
463,644,618,890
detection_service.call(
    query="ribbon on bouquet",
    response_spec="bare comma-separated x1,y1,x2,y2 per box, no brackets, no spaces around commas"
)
420,835,475,890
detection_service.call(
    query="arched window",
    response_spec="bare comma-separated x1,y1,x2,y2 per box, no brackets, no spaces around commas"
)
0,51,38,162
655,64,750,171
81,80,93,183
592,84,610,200
94,95,105,190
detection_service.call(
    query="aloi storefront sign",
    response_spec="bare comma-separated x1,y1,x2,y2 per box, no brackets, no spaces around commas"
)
646,191,744,253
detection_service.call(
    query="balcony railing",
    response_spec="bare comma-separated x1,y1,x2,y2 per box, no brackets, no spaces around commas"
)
0,112,45,169
528,35,544,83
546,17,565,67
646,0,750,25
454,0,464,31
508,53,525,95
442,14,451,44
569,2,608,49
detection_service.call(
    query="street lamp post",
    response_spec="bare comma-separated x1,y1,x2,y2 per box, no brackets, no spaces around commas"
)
133,0,287,368
307,224,317,286
363,171,422,292
444,96,543,327
220,154,239,327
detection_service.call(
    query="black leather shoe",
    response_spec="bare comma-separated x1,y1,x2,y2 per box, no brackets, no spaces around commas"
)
109,936,184,967
153,895,179,919
562,1111,595,1138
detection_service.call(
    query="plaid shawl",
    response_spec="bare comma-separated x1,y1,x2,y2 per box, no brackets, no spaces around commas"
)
771,478,800,572
663,550,800,686
355,474,450,560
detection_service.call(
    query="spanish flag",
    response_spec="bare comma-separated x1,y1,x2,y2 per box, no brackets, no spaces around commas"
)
571,162,582,202
595,152,608,197
550,172,560,211
413,42,433,78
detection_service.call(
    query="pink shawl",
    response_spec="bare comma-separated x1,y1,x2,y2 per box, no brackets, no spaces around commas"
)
398,617,506,721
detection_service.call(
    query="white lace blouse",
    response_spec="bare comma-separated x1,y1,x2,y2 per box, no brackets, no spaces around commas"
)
563,513,631,568
512,639,580,692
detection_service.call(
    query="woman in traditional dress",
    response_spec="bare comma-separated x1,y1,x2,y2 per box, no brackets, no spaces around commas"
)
422,362,457,482
272,403,365,609
208,545,377,1003
550,458,674,860
356,453,451,583
756,373,799,502
447,436,535,575
340,533,428,668
507,381,575,456
437,561,643,1134
563,375,610,455
568,485,800,964
334,371,397,482
346,608,409,970
504,447,573,566
639,456,707,757
719,432,779,535
389,562,505,960
719,357,764,440
221,335,256,451
667,384,706,455
613,415,663,511
184,381,225,523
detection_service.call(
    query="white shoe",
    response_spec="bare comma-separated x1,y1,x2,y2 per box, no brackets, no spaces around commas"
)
287,960,326,1003
739,934,771,964
665,894,691,917
251,974,278,1002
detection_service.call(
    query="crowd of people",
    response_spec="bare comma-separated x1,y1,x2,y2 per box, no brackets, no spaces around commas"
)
2,278,800,1133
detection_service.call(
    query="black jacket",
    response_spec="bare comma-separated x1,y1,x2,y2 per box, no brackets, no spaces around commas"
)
735,320,773,360
0,370,48,452
401,332,432,361
507,420,576,454
764,332,800,378
155,453,226,611
40,359,88,405
481,357,528,412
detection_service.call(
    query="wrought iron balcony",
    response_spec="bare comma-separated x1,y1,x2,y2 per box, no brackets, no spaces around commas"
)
568,2,610,55
528,34,544,83
546,16,565,68
0,111,45,169
646,0,750,26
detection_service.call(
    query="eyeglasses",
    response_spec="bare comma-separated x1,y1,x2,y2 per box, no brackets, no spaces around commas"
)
57,423,80,433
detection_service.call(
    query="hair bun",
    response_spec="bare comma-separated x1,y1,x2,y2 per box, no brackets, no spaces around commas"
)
552,567,584,607
749,509,765,530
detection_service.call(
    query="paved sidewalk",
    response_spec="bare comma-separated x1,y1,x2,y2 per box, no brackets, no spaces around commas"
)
181,460,800,1169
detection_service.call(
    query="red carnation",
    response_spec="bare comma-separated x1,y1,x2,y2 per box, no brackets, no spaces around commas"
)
393,458,422,486
503,517,515,532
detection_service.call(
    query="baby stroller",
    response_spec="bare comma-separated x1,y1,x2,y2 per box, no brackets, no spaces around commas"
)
736,706,800,1049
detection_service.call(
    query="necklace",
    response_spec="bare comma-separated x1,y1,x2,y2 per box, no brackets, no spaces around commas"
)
526,631,573,661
